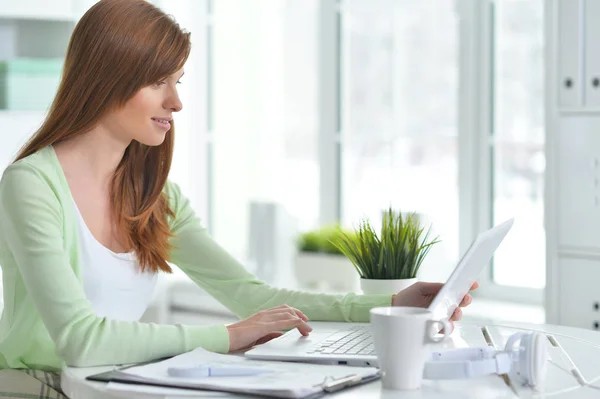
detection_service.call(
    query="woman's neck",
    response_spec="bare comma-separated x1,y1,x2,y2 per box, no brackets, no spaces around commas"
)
53,126,130,187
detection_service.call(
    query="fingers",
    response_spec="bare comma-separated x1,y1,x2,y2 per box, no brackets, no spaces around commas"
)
459,294,472,307
261,311,313,336
470,282,480,291
252,305,312,336
449,307,462,322
291,308,308,322
262,309,309,325
270,316,312,336
270,305,308,321
227,306,311,352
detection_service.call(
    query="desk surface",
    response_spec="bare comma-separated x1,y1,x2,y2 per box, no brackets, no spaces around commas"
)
61,321,600,399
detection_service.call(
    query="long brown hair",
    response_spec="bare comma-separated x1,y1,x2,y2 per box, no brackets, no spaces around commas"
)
14,0,191,274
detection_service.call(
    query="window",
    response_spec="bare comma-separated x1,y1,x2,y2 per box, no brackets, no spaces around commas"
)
337,0,545,300
490,0,545,289
340,0,460,282
200,0,546,302
157,0,211,223
210,0,320,261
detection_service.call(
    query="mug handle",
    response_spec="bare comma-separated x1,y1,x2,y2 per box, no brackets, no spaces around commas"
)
424,319,452,344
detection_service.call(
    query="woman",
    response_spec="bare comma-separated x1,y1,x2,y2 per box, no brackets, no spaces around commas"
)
0,0,475,397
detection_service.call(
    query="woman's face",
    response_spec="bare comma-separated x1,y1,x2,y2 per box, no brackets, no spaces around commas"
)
103,68,184,146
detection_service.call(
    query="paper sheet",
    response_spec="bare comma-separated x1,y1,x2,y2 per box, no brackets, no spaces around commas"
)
117,347,378,399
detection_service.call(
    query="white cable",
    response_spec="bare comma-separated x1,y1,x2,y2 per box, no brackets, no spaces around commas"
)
546,360,600,390
547,359,571,374
545,339,600,391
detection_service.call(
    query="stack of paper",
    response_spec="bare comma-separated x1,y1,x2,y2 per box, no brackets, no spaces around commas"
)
107,347,379,399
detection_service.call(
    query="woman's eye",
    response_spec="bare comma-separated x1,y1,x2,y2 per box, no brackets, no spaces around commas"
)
176,80,182,85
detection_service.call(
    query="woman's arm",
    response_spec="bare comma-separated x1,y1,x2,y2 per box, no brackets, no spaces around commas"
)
165,181,392,323
0,164,230,367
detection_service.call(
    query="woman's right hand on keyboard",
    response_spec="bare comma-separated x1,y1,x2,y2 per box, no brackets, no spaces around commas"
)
226,305,313,352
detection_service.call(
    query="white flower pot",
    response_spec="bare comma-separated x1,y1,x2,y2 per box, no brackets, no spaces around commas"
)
294,252,360,292
360,278,418,295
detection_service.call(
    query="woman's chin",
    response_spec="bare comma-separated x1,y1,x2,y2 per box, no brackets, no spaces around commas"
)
137,135,168,147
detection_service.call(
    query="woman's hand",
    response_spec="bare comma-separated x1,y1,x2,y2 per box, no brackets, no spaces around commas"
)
226,305,312,352
391,281,479,322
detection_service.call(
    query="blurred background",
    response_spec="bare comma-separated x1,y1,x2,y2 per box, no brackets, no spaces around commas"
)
0,0,548,326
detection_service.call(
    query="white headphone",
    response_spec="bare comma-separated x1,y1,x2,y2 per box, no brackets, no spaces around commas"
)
423,332,549,389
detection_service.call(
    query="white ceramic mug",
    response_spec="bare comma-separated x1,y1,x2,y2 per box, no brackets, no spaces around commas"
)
370,306,452,390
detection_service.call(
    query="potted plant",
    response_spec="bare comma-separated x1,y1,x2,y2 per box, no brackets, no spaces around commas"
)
331,208,440,295
294,225,360,292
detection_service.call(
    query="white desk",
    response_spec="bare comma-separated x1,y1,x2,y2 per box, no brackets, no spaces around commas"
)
61,321,600,399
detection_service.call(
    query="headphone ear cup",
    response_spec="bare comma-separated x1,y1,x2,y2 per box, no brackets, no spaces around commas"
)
518,333,533,385
528,333,548,389
505,332,527,353
503,332,528,384
516,333,548,389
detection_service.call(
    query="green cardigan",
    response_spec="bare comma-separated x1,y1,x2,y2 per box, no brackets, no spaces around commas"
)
0,146,391,371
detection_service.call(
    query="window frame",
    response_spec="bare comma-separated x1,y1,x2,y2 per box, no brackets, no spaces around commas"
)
318,0,343,226
469,0,544,305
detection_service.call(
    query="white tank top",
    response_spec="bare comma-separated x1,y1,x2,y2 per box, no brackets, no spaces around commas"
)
72,200,158,322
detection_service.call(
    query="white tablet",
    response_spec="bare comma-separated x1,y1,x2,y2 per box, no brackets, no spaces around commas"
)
428,218,514,321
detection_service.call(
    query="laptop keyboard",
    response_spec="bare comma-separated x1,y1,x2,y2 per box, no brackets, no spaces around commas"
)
306,326,375,356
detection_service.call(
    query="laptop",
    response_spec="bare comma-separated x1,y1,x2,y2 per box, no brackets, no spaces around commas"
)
245,218,514,367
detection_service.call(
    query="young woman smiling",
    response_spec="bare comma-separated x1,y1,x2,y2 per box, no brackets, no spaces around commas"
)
0,0,475,396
